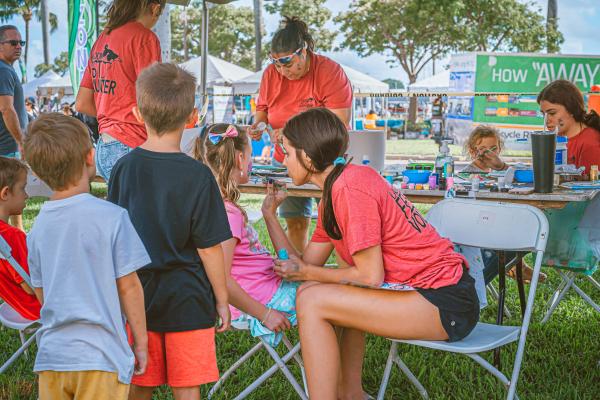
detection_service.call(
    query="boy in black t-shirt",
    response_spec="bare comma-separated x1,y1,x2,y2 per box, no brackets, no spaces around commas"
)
108,63,232,399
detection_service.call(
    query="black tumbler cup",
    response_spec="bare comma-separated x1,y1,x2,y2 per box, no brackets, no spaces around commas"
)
531,132,556,193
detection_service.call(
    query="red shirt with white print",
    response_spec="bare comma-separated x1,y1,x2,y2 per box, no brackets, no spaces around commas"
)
80,21,161,148
311,165,466,289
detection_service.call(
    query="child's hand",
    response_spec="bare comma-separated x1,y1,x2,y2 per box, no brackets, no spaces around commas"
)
215,302,231,333
262,309,291,333
274,254,306,281
477,147,505,170
262,180,288,216
133,344,148,375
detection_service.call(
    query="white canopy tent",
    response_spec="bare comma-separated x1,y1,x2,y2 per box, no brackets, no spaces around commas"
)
231,63,389,94
22,71,61,98
179,55,254,87
38,75,74,97
408,69,450,93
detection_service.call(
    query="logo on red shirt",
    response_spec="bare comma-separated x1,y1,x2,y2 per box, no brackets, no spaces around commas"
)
389,190,428,233
89,44,121,95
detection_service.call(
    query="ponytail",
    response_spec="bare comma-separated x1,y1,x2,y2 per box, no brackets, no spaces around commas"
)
583,109,600,133
283,108,349,240
194,123,249,223
322,162,347,240
271,16,315,54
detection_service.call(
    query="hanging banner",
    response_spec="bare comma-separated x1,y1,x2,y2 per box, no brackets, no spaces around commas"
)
68,0,97,97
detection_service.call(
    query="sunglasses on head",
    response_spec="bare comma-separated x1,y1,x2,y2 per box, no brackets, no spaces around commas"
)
1,40,25,47
269,45,305,66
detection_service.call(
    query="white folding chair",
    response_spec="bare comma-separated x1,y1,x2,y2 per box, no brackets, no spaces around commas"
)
0,235,39,374
208,318,307,400
377,199,548,400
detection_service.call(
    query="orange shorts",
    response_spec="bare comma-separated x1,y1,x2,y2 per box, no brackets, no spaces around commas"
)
127,326,219,387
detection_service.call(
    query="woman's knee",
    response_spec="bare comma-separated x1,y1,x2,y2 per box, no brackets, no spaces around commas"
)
297,283,327,320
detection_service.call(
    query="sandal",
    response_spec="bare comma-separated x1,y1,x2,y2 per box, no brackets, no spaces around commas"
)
506,263,546,284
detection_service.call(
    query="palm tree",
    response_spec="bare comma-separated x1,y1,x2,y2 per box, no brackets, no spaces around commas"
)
0,0,58,80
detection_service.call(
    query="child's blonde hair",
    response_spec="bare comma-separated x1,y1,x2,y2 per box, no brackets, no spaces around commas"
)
194,123,249,221
464,125,504,159
0,157,27,192
24,113,93,191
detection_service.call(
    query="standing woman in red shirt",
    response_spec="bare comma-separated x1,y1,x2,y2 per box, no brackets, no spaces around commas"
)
75,0,165,182
250,16,353,254
538,79,600,177
262,108,479,400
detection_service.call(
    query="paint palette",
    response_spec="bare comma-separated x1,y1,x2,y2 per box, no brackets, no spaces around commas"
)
559,181,600,190
251,165,288,179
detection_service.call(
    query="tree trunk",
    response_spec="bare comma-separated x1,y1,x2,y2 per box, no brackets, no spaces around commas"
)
23,18,30,82
253,0,262,72
546,0,558,53
41,0,50,64
408,74,417,124
183,8,188,61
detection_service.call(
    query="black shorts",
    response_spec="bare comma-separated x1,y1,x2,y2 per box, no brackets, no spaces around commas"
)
417,267,480,342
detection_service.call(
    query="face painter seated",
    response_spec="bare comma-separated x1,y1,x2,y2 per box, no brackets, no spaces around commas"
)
261,108,480,400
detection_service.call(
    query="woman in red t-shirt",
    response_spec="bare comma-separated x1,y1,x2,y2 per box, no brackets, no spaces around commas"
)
262,108,479,399
538,79,600,178
250,17,353,254
75,0,165,182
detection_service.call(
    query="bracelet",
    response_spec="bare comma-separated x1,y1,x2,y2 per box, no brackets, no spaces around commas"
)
261,307,272,324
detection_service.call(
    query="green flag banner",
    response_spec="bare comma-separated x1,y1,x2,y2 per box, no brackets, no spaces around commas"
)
68,0,97,97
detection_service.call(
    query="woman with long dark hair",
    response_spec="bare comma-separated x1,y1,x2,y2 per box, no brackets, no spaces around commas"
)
75,0,165,182
251,16,353,254
261,108,479,399
538,79,600,177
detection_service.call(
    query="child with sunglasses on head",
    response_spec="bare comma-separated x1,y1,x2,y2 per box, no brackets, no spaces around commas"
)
460,125,545,284
193,124,298,346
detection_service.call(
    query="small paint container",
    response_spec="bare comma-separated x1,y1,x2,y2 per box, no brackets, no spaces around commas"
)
408,183,415,190
385,175,394,185
423,184,430,190
428,175,437,190
415,184,423,190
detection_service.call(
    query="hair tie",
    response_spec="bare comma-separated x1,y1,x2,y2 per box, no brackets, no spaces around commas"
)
333,157,346,166
208,125,238,145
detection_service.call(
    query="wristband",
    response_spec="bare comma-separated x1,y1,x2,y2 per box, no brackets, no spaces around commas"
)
261,307,272,324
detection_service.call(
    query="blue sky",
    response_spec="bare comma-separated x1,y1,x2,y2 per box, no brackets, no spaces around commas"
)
4,0,600,83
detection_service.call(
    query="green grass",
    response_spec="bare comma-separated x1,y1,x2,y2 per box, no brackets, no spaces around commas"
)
385,139,532,159
2,185,599,399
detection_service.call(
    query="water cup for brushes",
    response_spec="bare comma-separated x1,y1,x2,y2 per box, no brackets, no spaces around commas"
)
402,169,431,184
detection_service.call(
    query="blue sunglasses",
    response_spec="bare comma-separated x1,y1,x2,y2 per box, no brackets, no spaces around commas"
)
269,46,304,66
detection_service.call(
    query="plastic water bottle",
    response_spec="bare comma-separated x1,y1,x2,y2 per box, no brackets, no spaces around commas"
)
435,141,451,190
256,121,267,132
362,155,370,166
555,136,567,166
278,248,289,260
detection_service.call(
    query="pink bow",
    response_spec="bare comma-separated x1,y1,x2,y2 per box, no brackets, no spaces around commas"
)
208,125,239,144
